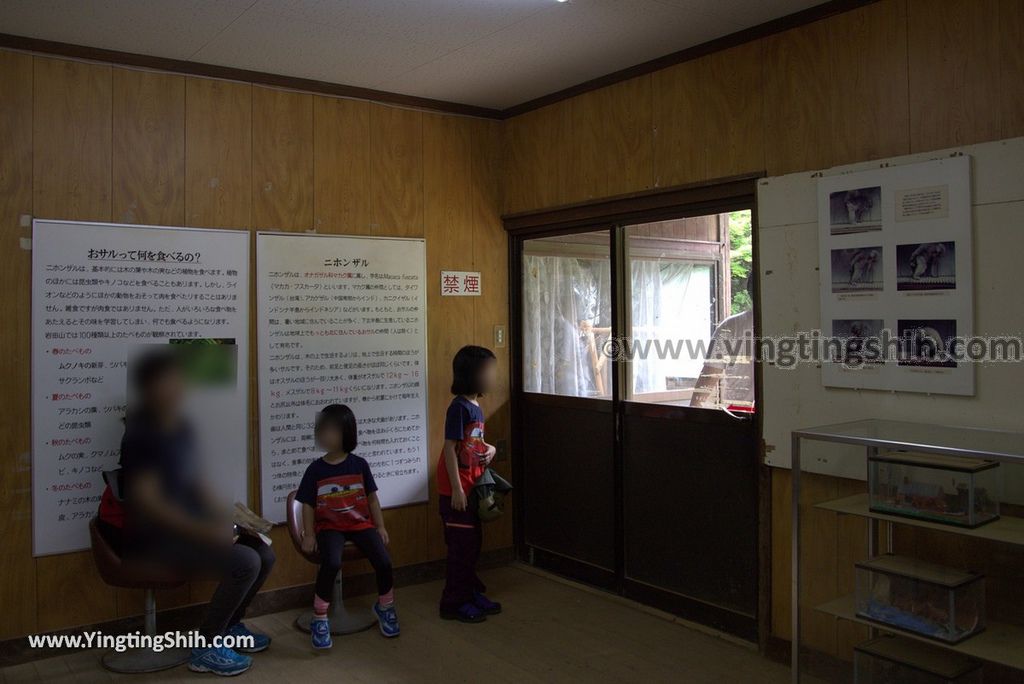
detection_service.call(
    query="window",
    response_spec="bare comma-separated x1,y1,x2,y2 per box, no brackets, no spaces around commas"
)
518,210,755,411
625,211,754,410
521,230,611,398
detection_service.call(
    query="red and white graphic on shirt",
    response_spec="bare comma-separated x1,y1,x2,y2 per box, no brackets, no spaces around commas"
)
314,474,373,532
458,422,488,469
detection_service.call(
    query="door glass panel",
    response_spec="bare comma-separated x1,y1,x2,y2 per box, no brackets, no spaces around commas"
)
521,230,612,398
624,211,755,410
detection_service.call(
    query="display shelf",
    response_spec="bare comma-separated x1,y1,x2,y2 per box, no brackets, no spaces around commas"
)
856,635,981,680
815,493,1024,546
816,595,1024,671
791,419,1024,683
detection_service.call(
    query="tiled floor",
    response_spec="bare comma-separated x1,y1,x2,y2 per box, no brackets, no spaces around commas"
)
1,565,792,683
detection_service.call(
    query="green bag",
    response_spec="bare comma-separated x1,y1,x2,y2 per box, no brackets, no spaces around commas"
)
471,467,513,523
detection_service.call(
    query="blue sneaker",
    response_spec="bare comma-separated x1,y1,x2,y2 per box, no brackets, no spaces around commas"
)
374,602,400,638
225,622,271,653
188,646,252,676
311,616,332,650
439,602,486,623
473,592,502,616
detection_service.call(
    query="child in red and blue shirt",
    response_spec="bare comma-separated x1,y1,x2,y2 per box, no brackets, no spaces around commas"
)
437,345,501,622
298,404,398,648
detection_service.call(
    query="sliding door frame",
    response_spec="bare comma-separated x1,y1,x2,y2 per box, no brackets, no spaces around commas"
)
505,174,769,645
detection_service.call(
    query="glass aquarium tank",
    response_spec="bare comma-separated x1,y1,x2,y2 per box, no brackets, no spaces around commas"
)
868,450,1001,528
854,635,982,684
855,555,985,644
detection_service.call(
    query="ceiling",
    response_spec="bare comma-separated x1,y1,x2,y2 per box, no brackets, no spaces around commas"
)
0,0,821,111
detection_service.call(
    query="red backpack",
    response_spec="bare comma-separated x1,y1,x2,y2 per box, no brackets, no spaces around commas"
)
97,469,126,529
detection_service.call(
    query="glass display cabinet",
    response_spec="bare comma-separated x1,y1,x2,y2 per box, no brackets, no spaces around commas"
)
790,419,1024,683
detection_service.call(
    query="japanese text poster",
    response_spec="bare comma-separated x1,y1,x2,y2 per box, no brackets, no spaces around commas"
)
31,220,250,556
256,233,428,521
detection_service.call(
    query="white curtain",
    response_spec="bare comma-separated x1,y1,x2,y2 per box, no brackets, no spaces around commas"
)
522,254,610,397
630,260,699,394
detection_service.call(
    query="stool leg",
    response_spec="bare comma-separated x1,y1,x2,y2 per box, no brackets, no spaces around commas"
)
101,589,191,674
295,571,376,635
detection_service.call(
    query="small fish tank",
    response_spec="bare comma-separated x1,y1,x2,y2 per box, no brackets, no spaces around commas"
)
855,554,985,644
868,450,1000,528
854,635,982,683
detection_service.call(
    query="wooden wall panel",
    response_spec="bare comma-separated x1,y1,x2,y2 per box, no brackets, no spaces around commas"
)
908,0,1003,152
424,113,476,559
828,0,910,166
652,59,705,189
31,55,118,633
470,118,514,552
112,68,185,226
999,0,1024,140
769,470,791,640
563,76,654,203
0,49,36,640
33,57,112,222
606,77,655,197
702,42,765,179
502,102,568,214
370,105,423,237
184,77,251,229
313,96,372,234
36,551,117,632
562,88,604,204
252,86,313,231
763,21,834,176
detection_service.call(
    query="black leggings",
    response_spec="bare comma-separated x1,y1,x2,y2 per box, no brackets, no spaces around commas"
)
315,528,392,602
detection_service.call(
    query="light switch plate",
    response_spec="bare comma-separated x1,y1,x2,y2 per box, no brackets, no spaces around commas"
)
493,324,506,348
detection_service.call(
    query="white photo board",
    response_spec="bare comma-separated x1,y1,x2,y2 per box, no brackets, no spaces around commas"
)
759,136,1024,478
818,155,974,395
31,220,250,556
256,233,429,522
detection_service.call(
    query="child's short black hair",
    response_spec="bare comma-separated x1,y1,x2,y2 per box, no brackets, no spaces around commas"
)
450,345,496,396
314,404,358,453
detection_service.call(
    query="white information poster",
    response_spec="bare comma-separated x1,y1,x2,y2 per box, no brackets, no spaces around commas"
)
818,155,974,395
31,220,250,556
256,233,428,522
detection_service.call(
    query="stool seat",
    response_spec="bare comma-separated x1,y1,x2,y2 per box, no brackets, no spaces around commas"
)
285,490,376,635
88,517,189,674
89,520,186,590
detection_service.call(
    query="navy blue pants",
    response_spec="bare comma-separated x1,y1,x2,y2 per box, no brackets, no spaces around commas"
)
315,528,392,602
439,495,486,611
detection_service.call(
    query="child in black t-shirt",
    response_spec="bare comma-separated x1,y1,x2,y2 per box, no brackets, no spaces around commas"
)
296,404,399,648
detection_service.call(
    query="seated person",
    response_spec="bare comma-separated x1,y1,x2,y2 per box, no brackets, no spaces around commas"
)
112,350,275,676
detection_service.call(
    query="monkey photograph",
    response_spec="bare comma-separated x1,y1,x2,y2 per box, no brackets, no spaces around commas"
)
897,241,956,291
829,186,882,235
831,247,884,293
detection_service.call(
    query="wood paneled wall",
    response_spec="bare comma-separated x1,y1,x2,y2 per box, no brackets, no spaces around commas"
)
0,52,509,639
503,0,1024,214
500,0,1024,658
